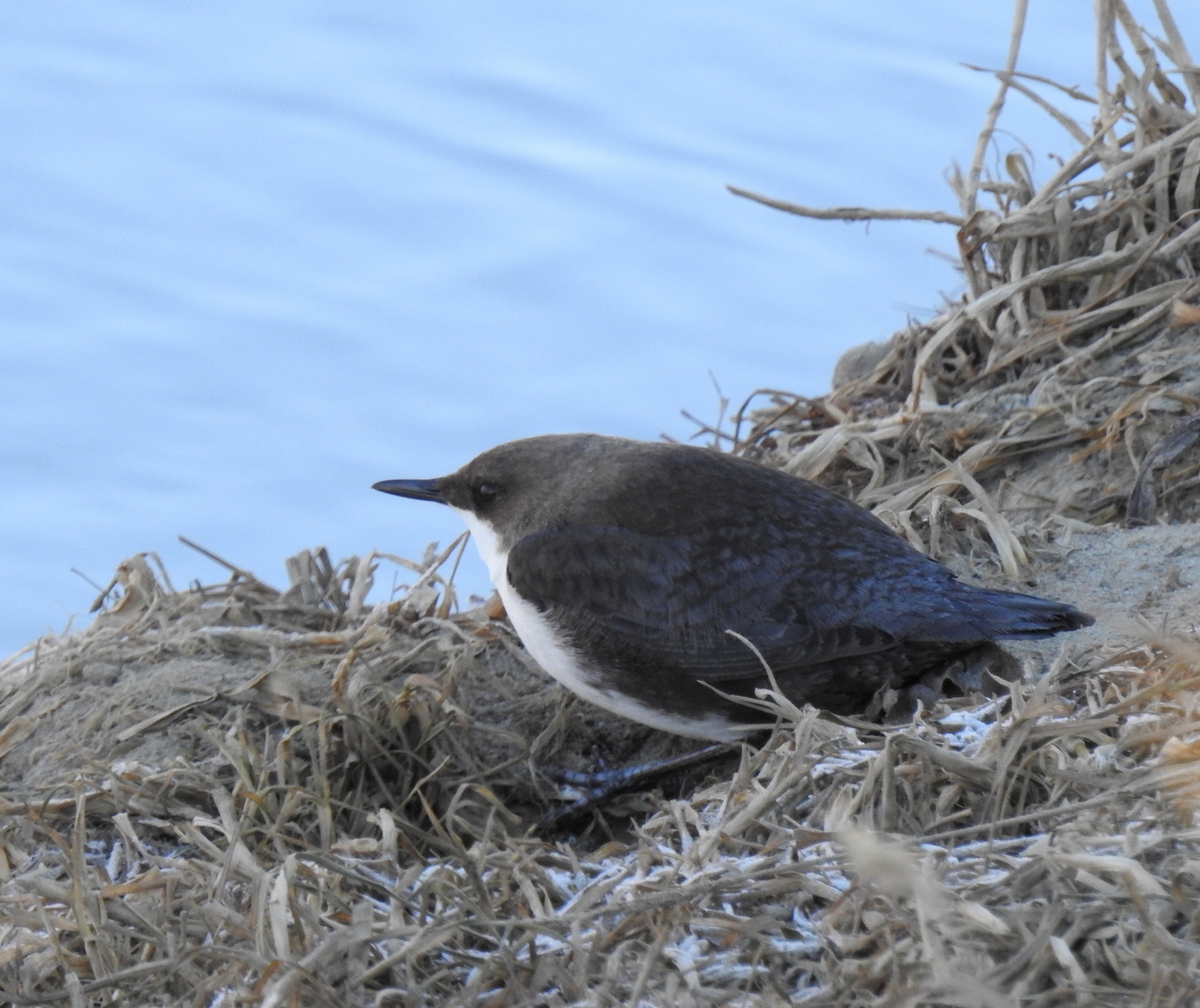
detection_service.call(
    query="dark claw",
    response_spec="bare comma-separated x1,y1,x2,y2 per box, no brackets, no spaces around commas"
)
538,743,733,826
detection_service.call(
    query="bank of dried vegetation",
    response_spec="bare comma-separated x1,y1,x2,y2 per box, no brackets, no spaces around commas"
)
6,2,1200,1005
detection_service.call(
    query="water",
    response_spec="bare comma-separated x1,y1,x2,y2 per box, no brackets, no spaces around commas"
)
1,1,1193,651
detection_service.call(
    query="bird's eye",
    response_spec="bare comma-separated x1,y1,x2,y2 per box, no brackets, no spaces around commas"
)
474,482,501,506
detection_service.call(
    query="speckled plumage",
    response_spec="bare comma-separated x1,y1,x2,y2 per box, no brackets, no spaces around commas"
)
374,434,1093,740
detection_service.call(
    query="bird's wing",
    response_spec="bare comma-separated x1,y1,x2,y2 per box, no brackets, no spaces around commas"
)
504,523,900,682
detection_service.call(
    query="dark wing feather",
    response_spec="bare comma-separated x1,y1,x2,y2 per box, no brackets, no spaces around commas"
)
504,523,902,682
505,506,1091,685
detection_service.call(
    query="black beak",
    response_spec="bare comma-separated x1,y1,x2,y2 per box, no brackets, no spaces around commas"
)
372,478,447,504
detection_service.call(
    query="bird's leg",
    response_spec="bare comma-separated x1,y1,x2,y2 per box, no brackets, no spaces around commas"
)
945,642,1022,695
538,743,734,825
883,643,1023,723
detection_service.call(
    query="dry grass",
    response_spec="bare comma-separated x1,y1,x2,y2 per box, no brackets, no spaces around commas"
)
4,567,1200,1006
726,0,1200,567
6,2,1200,1005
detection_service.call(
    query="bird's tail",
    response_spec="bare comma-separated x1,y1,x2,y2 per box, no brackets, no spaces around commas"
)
952,587,1094,640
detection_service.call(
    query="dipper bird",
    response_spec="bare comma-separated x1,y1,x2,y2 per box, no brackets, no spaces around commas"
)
373,434,1092,742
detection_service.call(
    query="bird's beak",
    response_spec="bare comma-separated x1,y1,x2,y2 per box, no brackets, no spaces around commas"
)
372,478,447,505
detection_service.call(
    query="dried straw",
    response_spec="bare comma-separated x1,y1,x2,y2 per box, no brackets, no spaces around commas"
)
729,0,1200,559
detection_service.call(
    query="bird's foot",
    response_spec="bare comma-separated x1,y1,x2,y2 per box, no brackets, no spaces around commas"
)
944,642,1022,695
538,743,733,826
879,643,1023,723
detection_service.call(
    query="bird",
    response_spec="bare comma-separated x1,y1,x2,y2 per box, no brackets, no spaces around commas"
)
373,434,1093,743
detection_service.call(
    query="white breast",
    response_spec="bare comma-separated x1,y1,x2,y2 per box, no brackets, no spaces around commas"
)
452,508,749,742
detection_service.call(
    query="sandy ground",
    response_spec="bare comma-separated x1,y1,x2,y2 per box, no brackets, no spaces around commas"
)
981,521,1200,672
